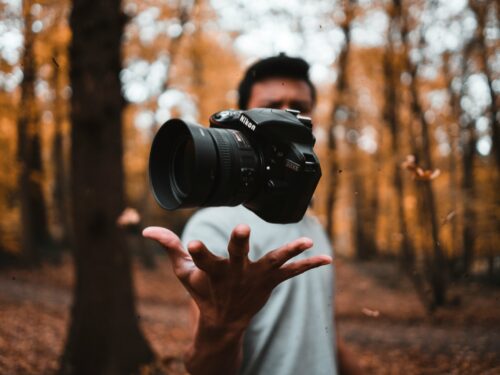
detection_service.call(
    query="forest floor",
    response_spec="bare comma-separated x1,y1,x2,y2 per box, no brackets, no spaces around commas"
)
0,254,499,375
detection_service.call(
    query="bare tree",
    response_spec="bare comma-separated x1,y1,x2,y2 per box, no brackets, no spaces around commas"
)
17,0,52,263
383,0,432,306
51,44,71,247
458,40,478,276
469,0,499,276
444,13,484,276
325,0,354,241
442,52,462,273
400,0,447,309
328,0,380,259
60,0,154,373
469,0,499,172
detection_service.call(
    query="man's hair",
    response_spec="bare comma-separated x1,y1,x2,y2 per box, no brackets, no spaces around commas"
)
237,53,317,110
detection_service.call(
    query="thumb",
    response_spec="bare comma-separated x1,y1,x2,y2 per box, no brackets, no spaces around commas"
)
143,226,189,268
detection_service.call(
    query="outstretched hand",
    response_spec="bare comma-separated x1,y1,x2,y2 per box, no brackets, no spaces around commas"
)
142,224,332,332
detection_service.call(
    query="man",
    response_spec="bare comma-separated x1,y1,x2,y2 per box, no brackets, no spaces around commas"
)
143,54,358,374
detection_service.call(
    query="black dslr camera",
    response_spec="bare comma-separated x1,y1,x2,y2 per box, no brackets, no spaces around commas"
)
148,108,322,223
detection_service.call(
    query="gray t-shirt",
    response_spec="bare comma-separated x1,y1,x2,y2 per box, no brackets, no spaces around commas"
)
182,205,337,375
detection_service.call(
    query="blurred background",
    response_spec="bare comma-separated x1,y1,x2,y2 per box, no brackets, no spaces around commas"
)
0,0,499,374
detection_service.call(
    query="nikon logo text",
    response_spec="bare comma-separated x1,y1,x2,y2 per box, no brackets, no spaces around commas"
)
240,115,256,131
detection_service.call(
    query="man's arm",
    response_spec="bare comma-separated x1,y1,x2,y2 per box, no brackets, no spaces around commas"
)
143,224,331,375
185,301,243,374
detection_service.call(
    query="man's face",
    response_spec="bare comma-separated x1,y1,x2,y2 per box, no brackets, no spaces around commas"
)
246,77,314,117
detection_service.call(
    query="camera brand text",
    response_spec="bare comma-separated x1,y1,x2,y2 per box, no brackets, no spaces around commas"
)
239,115,256,131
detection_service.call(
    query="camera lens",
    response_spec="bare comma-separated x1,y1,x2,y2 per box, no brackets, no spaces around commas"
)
149,119,260,210
171,137,194,195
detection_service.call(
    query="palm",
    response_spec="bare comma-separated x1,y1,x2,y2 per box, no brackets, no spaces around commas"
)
143,224,331,328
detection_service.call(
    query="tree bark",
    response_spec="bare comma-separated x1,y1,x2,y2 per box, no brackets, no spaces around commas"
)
449,37,478,277
51,46,70,247
461,118,476,276
470,0,499,172
17,0,52,263
385,0,416,272
408,63,447,308
442,53,461,270
326,0,353,243
468,1,499,276
401,0,447,309
60,0,154,373
443,52,474,276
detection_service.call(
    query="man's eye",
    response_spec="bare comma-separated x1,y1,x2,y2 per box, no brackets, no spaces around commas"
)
266,102,283,109
290,102,311,114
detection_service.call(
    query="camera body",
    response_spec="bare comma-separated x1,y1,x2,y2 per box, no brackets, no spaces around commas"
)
149,108,322,223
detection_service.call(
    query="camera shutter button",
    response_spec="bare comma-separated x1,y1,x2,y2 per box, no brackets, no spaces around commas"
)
214,110,236,122
285,109,300,116
297,115,312,129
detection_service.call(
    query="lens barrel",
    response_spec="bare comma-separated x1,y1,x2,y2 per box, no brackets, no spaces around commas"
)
149,119,260,210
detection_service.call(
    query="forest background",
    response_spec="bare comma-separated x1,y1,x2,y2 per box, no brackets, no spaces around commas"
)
0,0,499,374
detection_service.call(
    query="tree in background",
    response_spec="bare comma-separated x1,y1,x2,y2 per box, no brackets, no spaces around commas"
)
328,0,380,260
50,42,71,247
60,0,154,373
469,0,499,173
467,0,499,275
383,0,430,306
44,3,72,248
400,0,447,309
325,0,353,242
17,0,52,263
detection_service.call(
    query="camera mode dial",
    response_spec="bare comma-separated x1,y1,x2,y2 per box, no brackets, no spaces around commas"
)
284,108,312,129
212,110,240,123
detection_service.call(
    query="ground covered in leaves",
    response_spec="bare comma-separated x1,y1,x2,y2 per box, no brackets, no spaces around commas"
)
0,254,499,374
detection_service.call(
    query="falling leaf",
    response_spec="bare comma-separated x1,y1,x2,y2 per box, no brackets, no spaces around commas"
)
362,307,380,317
117,207,141,227
402,155,441,181
441,211,456,226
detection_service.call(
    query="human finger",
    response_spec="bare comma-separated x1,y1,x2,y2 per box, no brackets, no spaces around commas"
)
142,227,190,270
227,224,250,267
277,255,332,282
261,237,313,269
187,240,225,275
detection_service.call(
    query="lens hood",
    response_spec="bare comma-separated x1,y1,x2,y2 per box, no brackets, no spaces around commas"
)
149,119,218,209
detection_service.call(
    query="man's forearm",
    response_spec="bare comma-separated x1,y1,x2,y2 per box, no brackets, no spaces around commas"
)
185,321,246,375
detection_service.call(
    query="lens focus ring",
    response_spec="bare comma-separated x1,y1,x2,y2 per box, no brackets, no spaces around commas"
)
208,129,235,205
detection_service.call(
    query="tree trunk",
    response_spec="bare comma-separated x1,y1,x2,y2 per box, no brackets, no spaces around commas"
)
444,39,477,277
469,1,499,272
51,46,71,247
470,0,499,172
325,131,339,241
408,66,447,308
17,0,52,263
442,53,465,275
326,0,353,242
461,120,476,275
352,170,378,259
60,0,154,374
401,0,447,309
384,0,416,269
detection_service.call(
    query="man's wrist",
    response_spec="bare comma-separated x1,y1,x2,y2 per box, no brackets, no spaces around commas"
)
194,318,246,347
185,318,246,375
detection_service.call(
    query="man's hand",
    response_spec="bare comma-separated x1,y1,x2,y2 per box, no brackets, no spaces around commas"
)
142,224,331,375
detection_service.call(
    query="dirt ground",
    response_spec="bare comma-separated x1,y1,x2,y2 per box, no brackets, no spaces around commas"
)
0,255,499,375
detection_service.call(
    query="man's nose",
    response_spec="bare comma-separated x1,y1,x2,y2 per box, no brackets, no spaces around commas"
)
279,102,292,111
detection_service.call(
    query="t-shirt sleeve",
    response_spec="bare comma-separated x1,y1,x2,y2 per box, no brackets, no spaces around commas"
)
181,209,231,258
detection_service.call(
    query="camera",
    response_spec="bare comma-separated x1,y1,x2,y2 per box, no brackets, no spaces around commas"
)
148,108,322,223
